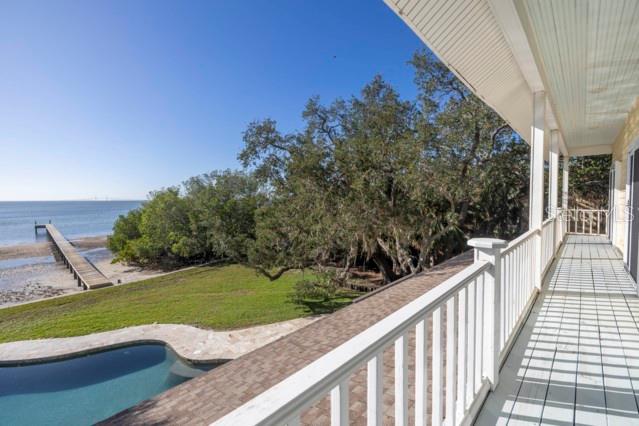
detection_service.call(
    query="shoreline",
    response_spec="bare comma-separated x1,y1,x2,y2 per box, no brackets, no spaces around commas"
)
0,235,166,307
0,235,109,261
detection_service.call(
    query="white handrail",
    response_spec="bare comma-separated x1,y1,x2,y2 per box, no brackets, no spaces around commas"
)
498,227,539,359
565,209,608,235
501,227,539,256
541,218,555,274
214,223,568,426
213,261,491,426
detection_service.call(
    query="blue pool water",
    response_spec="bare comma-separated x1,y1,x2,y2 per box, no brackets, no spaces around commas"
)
0,344,214,425
0,201,142,246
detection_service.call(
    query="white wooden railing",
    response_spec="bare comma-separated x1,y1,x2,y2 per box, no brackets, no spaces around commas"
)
565,209,608,235
555,209,567,249
214,222,566,426
497,228,538,362
541,217,555,275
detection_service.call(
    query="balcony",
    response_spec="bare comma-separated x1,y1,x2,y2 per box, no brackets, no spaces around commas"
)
478,234,638,424
203,211,637,426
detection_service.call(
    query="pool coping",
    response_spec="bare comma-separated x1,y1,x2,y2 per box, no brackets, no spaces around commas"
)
0,339,228,367
0,319,320,367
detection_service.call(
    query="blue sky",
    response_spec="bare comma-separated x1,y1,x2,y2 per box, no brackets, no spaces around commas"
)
0,1,424,201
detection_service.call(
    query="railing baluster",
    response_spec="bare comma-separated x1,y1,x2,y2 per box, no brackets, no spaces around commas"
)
525,240,530,297
512,249,518,328
516,247,521,326
457,287,467,415
521,243,526,311
517,245,521,316
512,250,517,334
395,334,408,426
467,279,476,403
509,250,513,338
519,245,524,310
523,243,526,296
532,236,536,287
330,380,349,426
445,296,457,426
415,318,428,426
516,248,521,330
523,243,527,307
475,275,484,393
432,307,444,426
367,353,383,426
504,252,509,339
597,210,601,234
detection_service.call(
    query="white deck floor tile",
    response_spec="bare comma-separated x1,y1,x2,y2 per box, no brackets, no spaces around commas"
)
476,235,639,425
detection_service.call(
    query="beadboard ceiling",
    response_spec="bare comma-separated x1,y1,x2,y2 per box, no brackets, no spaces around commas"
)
385,0,639,153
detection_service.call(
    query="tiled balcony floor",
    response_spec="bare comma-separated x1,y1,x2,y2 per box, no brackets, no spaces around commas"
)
477,235,639,425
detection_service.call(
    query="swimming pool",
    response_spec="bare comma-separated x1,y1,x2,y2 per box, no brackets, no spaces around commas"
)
0,343,214,425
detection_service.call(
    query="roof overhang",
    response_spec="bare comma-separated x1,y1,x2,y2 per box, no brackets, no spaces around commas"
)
384,0,639,157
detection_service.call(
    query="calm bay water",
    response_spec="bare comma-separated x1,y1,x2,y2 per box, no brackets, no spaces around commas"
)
0,201,142,246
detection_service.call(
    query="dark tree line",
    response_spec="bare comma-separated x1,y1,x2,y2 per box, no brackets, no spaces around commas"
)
109,51,530,285
568,155,611,209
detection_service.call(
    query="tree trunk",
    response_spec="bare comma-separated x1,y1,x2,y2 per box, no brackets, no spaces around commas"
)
371,250,400,284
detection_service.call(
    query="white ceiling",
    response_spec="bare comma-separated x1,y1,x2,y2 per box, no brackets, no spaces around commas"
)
517,0,639,149
385,0,639,154
384,0,533,142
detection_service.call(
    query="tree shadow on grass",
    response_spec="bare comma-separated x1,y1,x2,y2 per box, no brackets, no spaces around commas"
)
294,290,362,315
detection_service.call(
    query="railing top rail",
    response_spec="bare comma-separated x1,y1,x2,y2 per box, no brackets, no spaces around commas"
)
566,208,608,213
501,227,539,256
212,260,490,426
542,216,555,227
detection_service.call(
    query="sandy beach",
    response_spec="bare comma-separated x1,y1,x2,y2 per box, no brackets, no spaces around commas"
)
0,236,164,307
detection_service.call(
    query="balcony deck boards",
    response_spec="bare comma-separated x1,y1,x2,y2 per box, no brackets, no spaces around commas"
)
477,235,639,425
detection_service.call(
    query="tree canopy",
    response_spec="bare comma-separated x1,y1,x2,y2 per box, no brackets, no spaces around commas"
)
108,170,263,266
568,155,611,209
109,50,530,285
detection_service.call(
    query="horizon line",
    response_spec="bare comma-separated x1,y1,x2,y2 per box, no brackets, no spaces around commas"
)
0,199,146,202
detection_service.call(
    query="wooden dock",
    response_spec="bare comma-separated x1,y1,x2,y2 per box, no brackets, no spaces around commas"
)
37,223,113,290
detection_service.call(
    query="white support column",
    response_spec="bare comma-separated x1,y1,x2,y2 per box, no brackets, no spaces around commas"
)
468,238,507,391
529,91,546,229
530,91,545,289
549,131,560,216
549,131,560,251
562,155,569,238
612,160,623,249
562,157,569,209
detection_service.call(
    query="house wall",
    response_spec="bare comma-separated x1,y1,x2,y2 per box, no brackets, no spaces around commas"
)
611,97,639,254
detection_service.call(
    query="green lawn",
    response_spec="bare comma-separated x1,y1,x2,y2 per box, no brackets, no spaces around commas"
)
0,264,360,343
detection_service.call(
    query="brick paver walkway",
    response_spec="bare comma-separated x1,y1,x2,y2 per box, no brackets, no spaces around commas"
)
103,252,473,425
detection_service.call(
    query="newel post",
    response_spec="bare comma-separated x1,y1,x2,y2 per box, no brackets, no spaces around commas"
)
468,238,507,390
